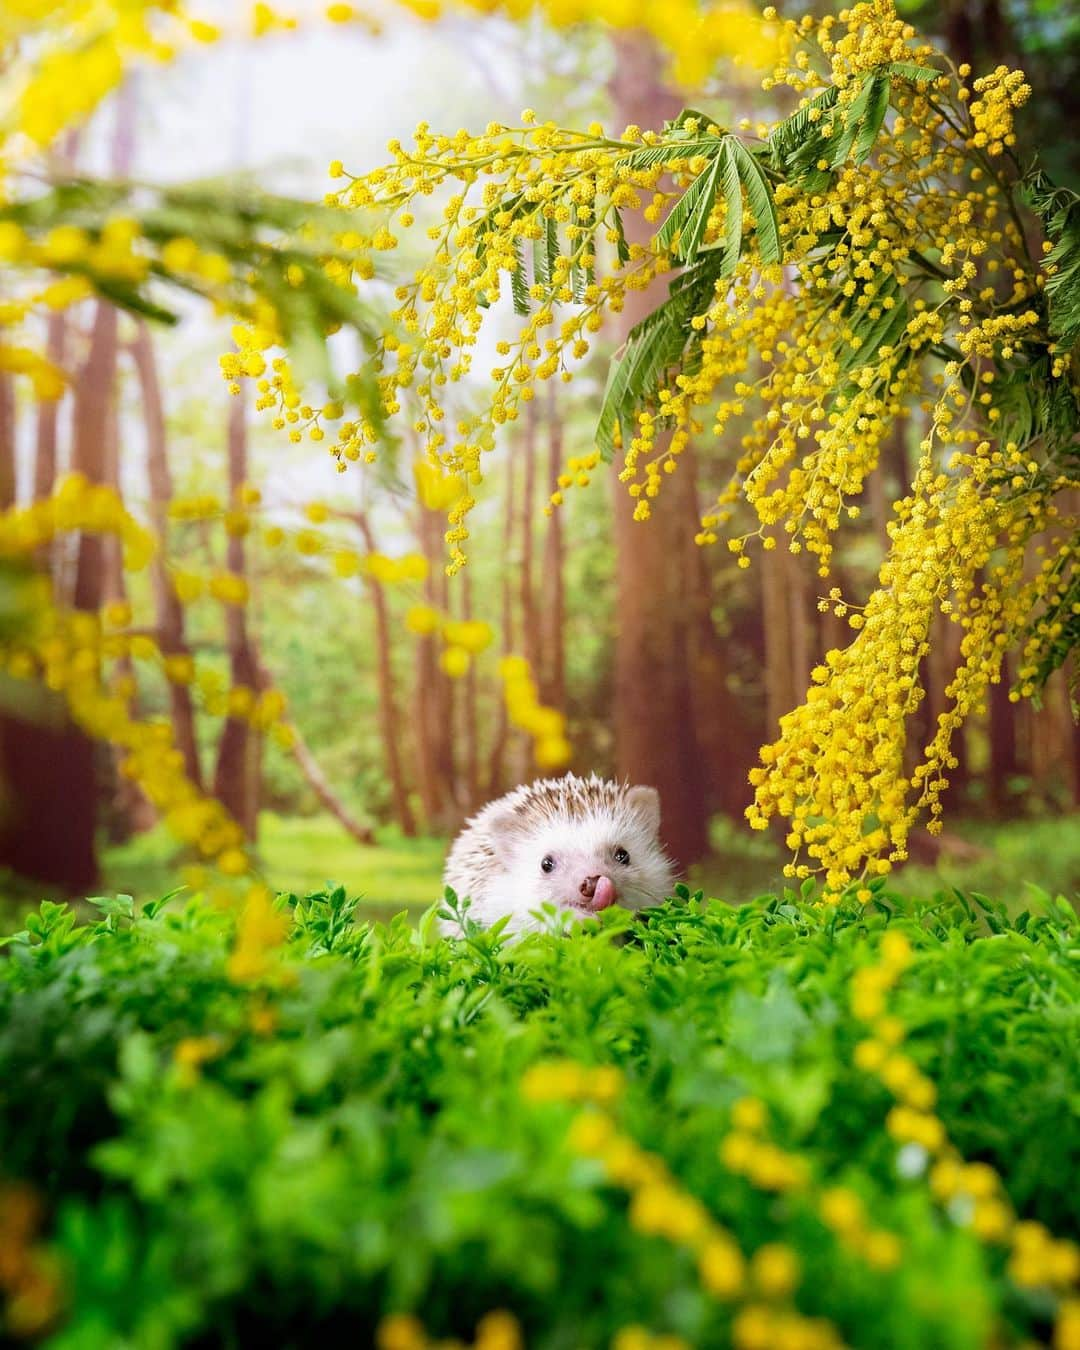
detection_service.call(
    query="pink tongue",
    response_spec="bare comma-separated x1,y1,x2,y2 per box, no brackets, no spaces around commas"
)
592,875,617,910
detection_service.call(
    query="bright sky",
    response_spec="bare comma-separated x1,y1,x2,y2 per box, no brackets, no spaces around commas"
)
53,6,610,541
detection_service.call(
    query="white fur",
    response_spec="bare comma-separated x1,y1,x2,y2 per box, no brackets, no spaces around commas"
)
442,773,677,933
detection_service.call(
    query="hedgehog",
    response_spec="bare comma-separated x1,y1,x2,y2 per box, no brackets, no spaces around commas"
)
442,773,678,933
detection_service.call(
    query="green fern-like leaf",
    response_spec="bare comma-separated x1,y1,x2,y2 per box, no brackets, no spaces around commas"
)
510,237,530,316
611,208,631,264
596,254,726,459
1022,169,1080,344
621,137,727,171
730,140,781,265
830,74,878,168
885,62,940,83
852,74,891,164
656,147,725,265
718,141,743,275
769,87,839,167
838,291,909,375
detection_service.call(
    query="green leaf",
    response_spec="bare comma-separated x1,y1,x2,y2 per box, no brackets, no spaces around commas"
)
718,141,744,276
886,61,940,83
839,292,909,374
830,73,878,169
621,136,726,171
852,73,891,164
595,253,725,459
1022,168,1080,343
611,208,631,265
730,139,781,265
510,237,530,316
656,145,724,265
769,86,839,171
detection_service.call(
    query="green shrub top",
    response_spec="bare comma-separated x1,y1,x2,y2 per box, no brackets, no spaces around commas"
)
1,886,1078,1348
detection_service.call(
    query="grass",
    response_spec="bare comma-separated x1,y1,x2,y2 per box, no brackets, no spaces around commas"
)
102,812,448,922
103,808,1080,915
0,808,1074,936
692,813,1080,909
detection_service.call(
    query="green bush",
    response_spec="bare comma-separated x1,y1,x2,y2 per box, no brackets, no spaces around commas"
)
1,886,1077,1348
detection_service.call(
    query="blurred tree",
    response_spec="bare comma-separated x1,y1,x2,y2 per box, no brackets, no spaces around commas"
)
355,510,417,836
129,321,202,788
539,382,567,713
414,494,459,829
608,32,738,871
212,383,262,838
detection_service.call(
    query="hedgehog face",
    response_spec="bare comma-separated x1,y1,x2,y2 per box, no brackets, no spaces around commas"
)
486,783,676,927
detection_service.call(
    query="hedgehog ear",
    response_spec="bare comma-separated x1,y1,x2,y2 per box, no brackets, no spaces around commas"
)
484,802,524,853
626,785,661,835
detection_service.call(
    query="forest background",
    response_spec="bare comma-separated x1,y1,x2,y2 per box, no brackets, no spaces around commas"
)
3,0,1079,925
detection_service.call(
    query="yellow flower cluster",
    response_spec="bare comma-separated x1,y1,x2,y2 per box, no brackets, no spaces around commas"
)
612,1328,690,1350
376,1308,522,1350
748,425,1076,890
0,473,154,568
724,1096,902,1273
5,598,254,880
231,108,741,566
568,1106,747,1298
565,1104,843,1349
0,0,393,152
498,655,571,769
851,932,943,1144
520,1059,623,1105
818,1187,901,1271
226,885,292,983
0,1184,62,1340
172,1034,224,1087
0,478,319,896
719,1106,809,1194
547,449,602,514
968,65,1031,157
848,927,1080,1345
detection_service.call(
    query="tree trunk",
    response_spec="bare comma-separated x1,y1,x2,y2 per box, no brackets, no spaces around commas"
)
355,511,417,836
33,311,66,506
609,32,718,872
485,449,518,796
462,567,480,811
988,650,1019,812
520,399,540,673
0,298,118,893
129,321,202,788
413,505,459,828
101,351,154,839
760,545,794,736
0,366,15,510
0,96,119,893
212,387,261,837
681,457,752,820
289,723,375,844
538,380,566,711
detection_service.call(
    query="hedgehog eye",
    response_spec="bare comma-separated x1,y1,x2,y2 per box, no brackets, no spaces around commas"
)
540,855,556,874
613,846,631,866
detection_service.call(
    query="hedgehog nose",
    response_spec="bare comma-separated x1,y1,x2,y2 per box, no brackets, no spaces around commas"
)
580,875,599,899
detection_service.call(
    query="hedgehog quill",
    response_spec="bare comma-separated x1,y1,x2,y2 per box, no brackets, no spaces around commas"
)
443,773,677,932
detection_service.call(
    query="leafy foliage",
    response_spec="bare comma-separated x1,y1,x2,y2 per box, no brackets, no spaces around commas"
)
1,887,1077,1347
596,251,728,459
1022,168,1080,345
0,176,383,403
596,61,944,463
